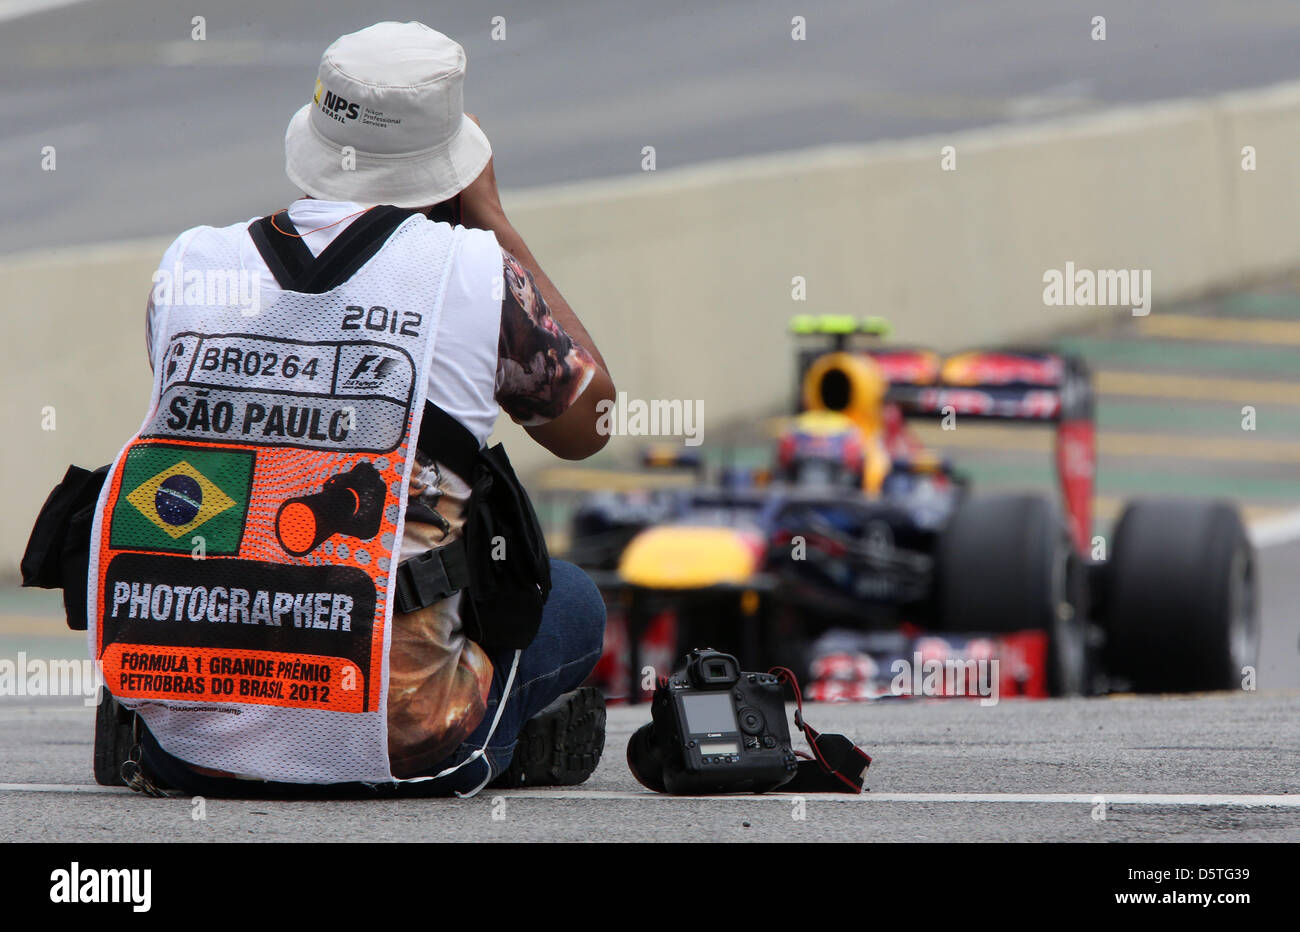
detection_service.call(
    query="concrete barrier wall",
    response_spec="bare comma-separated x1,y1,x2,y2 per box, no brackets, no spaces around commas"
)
3,81,1299,576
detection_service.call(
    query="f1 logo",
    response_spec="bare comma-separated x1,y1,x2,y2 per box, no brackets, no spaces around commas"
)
348,355,397,381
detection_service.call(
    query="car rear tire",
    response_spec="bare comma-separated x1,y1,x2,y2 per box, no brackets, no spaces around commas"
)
937,493,1088,697
1104,499,1257,692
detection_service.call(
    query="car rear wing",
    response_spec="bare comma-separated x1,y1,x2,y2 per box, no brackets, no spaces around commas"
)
790,317,1097,552
790,317,1094,420
876,349,1094,423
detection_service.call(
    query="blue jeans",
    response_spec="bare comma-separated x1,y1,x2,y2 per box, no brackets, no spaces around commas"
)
408,559,607,794
140,560,606,798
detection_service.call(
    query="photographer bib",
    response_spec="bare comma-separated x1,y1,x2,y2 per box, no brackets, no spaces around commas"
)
87,210,461,783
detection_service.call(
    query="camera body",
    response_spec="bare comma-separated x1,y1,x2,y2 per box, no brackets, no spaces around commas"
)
628,649,798,795
275,462,386,557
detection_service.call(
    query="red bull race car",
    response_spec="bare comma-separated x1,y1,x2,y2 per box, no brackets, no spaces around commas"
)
569,316,1259,703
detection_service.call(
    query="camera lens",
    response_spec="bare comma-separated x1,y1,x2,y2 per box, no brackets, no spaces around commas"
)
626,722,667,793
274,462,386,556
738,706,765,736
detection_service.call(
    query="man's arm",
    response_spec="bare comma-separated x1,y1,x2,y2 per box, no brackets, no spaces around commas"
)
494,248,613,459
459,117,615,460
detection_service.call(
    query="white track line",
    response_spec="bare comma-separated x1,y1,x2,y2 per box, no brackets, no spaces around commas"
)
0,0,98,24
0,783,128,794
0,707,95,719
0,784,1295,806
501,790,1300,806
1250,507,1300,549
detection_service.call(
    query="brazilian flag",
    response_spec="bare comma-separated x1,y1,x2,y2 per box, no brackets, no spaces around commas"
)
110,444,255,555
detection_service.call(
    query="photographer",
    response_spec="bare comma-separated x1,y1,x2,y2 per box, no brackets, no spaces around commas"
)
116,21,615,796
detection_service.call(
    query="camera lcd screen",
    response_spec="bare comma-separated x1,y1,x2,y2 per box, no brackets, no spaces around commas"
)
699,742,739,756
681,693,737,734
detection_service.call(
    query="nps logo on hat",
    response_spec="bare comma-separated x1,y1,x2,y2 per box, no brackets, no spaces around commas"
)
110,444,254,555
316,79,360,123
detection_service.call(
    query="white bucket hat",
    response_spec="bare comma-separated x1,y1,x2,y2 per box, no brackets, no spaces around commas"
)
284,21,492,208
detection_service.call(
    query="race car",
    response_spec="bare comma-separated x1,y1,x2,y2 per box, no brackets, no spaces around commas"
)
570,315,1259,702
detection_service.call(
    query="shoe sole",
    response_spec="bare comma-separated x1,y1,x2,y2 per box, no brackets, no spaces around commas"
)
497,687,606,787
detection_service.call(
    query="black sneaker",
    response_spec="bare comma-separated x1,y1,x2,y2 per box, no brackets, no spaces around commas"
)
491,687,606,787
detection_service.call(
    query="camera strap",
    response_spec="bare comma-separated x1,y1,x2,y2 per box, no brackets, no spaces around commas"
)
771,667,872,794
249,205,417,293
786,716,872,794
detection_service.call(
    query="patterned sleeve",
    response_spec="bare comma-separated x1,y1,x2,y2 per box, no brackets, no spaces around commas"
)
495,249,597,426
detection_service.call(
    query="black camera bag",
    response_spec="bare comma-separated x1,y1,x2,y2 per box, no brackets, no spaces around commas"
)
21,463,110,630
407,401,551,650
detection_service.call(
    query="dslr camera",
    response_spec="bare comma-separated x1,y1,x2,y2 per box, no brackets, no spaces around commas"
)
275,462,386,557
627,649,798,794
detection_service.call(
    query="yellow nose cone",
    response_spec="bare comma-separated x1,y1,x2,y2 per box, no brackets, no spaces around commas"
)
619,526,761,589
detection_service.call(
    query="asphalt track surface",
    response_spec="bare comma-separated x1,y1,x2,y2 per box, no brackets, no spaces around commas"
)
4,0,1300,253
0,692,1296,841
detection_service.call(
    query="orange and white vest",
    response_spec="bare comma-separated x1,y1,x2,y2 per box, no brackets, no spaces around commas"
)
87,213,461,783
